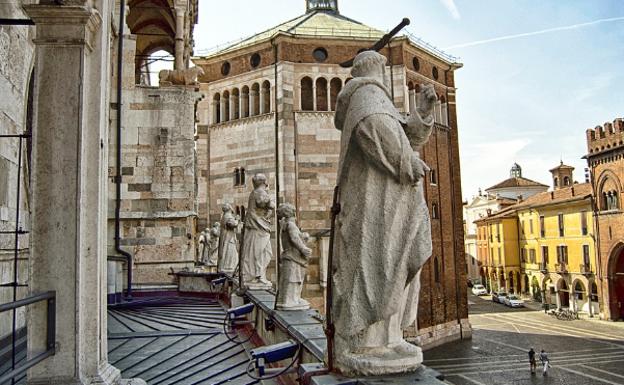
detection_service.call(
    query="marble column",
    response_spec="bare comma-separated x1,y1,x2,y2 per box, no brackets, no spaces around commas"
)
23,3,120,385
174,7,185,70
250,90,257,116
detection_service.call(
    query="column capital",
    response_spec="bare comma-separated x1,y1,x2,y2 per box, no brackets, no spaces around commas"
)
23,4,102,51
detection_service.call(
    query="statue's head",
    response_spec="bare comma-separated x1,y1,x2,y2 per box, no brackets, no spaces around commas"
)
277,203,296,219
252,173,268,189
221,203,233,213
351,51,387,84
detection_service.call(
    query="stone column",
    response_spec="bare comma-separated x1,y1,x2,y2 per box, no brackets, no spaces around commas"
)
229,94,236,120
23,3,120,385
220,97,226,122
312,83,317,111
174,7,185,70
259,89,265,114
250,90,257,116
408,90,416,114
326,81,331,112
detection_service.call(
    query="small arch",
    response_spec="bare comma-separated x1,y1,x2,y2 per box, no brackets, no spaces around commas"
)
316,77,328,111
212,93,221,124
231,88,240,120
563,176,570,186
554,177,559,187
408,81,415,90
330,78,342,111
234,167,240,186
251,83,260,116
222,90,230,122
432,202,439,219
261,80,271,114
240,167,246,186
241,86,250,118
301,76,314,111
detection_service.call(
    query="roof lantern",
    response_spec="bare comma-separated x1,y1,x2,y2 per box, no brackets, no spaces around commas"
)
307,0,339,13
510,163,522,178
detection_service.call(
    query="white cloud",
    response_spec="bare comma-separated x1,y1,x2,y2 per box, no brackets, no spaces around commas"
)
439,0,460,20
445,16,624,49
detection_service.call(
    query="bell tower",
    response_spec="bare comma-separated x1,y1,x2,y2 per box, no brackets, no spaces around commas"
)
549,161,575,190
306,0,339,13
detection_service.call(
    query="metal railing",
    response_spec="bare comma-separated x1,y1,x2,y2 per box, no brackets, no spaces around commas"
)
555,262,568,274
0,291,56,385
580,263,592,275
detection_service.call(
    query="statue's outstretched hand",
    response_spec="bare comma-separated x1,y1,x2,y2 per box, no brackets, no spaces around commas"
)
410,156,430,184
416,84,437,119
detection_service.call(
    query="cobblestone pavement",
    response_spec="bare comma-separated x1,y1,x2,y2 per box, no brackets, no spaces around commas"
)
424,294,624,385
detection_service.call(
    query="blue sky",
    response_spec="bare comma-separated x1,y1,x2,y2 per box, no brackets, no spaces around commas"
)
192,0,624,199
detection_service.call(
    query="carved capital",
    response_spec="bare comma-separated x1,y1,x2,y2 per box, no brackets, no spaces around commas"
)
23,4,102,52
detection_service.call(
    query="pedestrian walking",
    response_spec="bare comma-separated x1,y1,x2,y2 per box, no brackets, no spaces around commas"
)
539,349,551,376
528,348,537,374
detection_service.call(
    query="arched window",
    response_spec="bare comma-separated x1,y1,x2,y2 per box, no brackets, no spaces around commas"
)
430,169,437,185
434,257,440,283
316,77,328,111
574,281,585,300
261,80,271,114
240,167,246,186
241,86,250,118
222,90,230,122
234,168,240,186
232,88,240,120
591,282,598,301
563,176,570,186
301,77,314,111
440,95,448,126
212,93,221,124
407,81,416,113
251,83,260,116
432,202,439,219
330,78,342,111
554,177,559,187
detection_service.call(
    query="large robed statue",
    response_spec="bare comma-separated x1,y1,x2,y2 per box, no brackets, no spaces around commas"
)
331,51,436,376
241,173,275,289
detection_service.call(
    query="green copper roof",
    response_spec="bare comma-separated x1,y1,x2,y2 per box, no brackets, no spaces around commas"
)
197,11,384,58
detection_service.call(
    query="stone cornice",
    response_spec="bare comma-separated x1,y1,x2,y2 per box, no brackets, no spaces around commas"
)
23,5,102,52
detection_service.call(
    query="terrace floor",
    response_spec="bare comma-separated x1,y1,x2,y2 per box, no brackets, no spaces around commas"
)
107,296,259,385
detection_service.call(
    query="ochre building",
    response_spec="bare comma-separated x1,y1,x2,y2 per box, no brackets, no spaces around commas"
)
475,164,600,316
193,0,470,348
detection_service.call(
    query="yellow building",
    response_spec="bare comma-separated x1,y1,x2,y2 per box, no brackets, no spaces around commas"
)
475,165,599,315
475,209,520,294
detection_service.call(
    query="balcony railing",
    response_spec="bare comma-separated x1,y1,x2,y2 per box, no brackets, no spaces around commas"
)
555,262,568,274
540,263,548,273
580,263,593,275
0,291,56,385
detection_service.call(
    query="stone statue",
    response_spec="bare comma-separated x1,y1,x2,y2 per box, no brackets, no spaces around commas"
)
241,174,275,289
330,51,436,377
198,228,209,265
276,203,312,311
218,204,239,273
159,66,205,86
206,222,220,266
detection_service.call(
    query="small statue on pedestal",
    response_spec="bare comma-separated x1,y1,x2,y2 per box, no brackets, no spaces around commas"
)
330,51,436,377
276,203,311,311
197,228,209,265
241,174,275,289
218,204,239,274
206,222,220,267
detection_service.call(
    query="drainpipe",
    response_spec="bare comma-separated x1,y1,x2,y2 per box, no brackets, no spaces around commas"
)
272,38,281,302
115,0,132,299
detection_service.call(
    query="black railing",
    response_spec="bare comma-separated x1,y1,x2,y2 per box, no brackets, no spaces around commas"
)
0,291,56,385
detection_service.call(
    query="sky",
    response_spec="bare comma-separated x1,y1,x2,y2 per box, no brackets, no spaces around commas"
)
189,0,624,200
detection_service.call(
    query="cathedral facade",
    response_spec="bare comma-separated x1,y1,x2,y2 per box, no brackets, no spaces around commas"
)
194,0,469,347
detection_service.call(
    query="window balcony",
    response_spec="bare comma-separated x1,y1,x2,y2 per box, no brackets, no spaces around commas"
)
580,263,593,275
555,262,568,274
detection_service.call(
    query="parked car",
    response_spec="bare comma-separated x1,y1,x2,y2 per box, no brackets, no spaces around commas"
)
492,291,508,303
471,284,487,296
504,294,525,308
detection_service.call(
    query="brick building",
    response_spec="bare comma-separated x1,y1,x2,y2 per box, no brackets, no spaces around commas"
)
193,0,470,347
585,117,624,321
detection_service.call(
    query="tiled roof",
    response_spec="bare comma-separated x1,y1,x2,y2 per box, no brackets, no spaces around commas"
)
474,183,593,223
486,176,548,191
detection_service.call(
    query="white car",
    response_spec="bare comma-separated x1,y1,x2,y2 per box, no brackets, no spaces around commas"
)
504,294,524,308
472,284,487,296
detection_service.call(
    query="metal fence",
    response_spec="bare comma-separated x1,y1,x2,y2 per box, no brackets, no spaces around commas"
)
0,133,56,385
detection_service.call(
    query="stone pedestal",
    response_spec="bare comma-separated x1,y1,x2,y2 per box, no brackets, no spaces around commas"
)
23,3,119,385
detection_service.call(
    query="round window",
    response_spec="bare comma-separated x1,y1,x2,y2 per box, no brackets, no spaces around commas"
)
250,53,261,68
221,61,231,76
432,66,439,80
412,57,420,71
313,47,328,63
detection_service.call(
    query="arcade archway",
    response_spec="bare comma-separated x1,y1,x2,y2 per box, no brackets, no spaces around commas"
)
609,247,624,320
